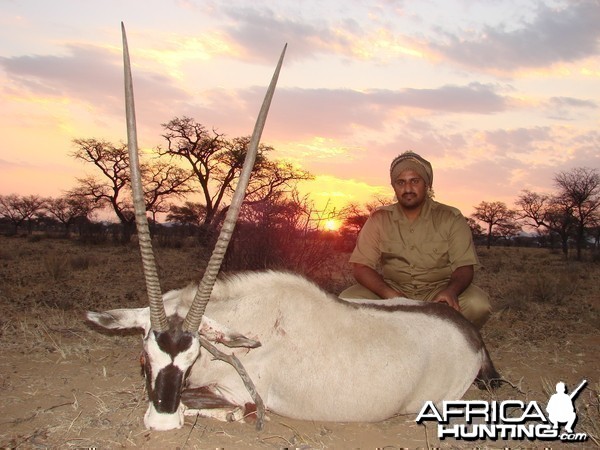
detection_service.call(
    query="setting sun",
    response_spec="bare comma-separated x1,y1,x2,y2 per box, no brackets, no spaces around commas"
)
324,219,340,231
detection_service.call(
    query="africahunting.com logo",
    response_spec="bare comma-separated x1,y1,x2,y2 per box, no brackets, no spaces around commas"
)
416,379,588,443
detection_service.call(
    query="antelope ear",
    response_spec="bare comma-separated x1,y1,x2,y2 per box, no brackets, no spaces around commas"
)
85,308,151,336
199,317,261,349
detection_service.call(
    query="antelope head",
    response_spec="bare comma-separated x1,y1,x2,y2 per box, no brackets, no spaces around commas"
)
102,23,285,430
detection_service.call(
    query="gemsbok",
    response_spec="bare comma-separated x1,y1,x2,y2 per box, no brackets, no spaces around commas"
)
86,23,500,431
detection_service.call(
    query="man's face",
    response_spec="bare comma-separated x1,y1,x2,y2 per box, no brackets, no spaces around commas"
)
392,169,427,210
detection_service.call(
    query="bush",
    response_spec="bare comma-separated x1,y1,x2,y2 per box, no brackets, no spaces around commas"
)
69,255,91,271
43,255,71,281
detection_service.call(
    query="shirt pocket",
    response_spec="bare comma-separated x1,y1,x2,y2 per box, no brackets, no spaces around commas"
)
380,240,405,257
379,240,411,270
420,241,450,268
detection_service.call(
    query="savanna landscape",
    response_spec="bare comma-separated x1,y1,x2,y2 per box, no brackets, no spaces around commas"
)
0,235,598,449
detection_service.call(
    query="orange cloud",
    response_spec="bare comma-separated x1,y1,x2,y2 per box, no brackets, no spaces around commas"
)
362,28,426,60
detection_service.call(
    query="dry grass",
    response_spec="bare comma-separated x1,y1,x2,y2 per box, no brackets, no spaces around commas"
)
0,236,598,448
472,247,600,447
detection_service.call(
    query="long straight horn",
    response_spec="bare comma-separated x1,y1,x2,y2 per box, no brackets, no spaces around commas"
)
182,44,287,333
122,23,169,332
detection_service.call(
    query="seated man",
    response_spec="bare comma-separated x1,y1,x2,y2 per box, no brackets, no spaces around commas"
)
339,151,491,329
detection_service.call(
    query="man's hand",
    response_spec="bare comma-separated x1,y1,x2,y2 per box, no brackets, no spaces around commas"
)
432,288,460,311
432,265,474,311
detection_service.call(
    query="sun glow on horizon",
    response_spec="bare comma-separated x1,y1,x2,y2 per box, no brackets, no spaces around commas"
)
324,218,340,231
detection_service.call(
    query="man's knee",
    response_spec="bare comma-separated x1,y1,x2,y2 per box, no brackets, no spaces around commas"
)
459,284,492,329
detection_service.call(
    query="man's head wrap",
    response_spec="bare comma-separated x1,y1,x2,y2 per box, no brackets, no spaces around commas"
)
389,151,433,187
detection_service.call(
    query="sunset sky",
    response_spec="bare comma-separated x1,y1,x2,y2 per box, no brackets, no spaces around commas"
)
1,0,599,222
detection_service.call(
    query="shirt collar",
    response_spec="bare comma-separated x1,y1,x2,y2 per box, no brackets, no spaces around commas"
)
390,197,434,222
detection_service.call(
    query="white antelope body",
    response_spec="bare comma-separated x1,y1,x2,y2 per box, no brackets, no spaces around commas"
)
86,24,498,432
87,270,499,429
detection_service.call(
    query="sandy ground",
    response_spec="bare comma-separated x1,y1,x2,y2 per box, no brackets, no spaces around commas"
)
0,237,598,449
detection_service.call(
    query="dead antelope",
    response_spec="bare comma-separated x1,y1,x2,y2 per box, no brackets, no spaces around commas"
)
86,24,500,431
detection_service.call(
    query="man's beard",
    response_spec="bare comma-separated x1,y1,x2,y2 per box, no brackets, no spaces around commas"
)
400,193,423,209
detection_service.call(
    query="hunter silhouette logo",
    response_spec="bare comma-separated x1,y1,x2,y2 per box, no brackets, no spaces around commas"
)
546,379,587,434
416,379,589,442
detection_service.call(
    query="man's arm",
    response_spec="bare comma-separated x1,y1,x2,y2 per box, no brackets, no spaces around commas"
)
432,265,474,311
352,263,406,299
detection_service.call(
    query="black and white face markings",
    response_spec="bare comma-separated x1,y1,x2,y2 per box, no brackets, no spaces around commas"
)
142,328,201,414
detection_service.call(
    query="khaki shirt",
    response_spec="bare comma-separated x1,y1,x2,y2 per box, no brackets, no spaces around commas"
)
349,198,479,296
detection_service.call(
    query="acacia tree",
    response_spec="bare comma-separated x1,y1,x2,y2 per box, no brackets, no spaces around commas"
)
516,190,575,257
339,202,370,237
466,217,484,241
589,214,600,250
553,167,600,260
45,194,95,235
167,202,207,226
143,160,193,223
228,190,337,277
166,201,207,237
339,196,392,237
159,117,312,228
0,194,47,234
71,139,130,240
71,138,191,243
471,201,520,249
